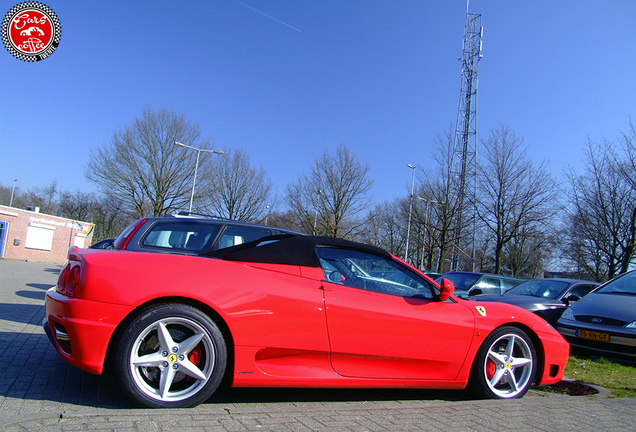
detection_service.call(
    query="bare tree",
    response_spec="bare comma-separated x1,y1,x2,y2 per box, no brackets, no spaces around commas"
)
90,194,133,241
57,189,95,222
57,190,133,241
286,143,373,238
0,183,22,208
21,180,58,214
419,129,466,272
286,181,316,234
198,149,273,221
265,209,302,231
565,132,636,279
409,186,451,271
360,198,407,256
502,226,554,278
560,207,609,282
475,126,560,275
86,107,211,217
616,120,636,273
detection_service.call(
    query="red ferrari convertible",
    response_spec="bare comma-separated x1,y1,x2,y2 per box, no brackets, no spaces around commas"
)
44,234,569,408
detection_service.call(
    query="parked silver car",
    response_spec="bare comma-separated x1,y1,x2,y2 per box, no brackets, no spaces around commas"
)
436,271,525,298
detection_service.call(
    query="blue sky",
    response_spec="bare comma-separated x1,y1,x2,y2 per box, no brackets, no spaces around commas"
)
1,0,634,210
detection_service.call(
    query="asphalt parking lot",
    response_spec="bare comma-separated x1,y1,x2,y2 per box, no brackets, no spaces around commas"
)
1,259,636,432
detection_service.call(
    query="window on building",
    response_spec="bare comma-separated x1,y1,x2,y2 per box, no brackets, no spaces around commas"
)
25,223,55,251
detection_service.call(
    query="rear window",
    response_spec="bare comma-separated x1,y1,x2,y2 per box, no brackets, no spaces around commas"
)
216,225,274,249
140,222,222,253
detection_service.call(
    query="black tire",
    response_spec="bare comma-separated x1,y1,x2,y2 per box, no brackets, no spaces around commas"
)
470,326,537,399
115,303,227,408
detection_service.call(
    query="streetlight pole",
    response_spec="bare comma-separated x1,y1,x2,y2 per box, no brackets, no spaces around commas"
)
313,189,322,236
175,142,224,213
404,164,416,262
9,179,17,207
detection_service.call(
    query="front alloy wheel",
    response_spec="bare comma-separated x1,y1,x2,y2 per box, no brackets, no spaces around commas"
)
472,326,536,399
116,304,227,408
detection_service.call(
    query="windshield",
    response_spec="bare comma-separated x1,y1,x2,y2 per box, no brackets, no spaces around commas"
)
597,271,636,295
505,280,570,300
438,273,481,291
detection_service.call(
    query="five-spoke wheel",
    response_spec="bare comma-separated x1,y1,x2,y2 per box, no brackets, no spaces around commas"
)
115,304,226,408
472,326,536,399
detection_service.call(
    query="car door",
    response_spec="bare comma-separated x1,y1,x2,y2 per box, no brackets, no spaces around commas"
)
315,247,475,380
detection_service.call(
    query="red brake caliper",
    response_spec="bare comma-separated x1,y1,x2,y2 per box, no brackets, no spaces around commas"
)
185,346,201,381
189,346,201,366
486,358,496,380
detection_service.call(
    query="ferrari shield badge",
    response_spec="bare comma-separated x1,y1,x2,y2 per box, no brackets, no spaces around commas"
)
476,306,487,317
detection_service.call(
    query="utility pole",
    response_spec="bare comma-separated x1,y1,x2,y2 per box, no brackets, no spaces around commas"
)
9,179,17,207
404,164,416,262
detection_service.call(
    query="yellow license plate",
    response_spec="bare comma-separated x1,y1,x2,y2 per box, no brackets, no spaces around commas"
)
577,329,610,342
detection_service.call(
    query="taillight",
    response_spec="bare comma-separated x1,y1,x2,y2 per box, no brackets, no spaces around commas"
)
66,265,81,293
57,262,70,293
57,250,83,295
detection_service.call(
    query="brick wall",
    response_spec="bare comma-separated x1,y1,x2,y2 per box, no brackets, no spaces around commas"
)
0,205,94,264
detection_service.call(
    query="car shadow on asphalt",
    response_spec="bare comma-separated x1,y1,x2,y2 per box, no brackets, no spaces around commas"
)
1,332,473,409
0,333,135,409
26,282,55,290
15,290,46,301
0,303,45,324
206,387,472,404
43,267,63,274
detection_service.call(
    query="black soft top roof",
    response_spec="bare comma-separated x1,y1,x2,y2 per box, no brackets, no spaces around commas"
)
206,234,393,267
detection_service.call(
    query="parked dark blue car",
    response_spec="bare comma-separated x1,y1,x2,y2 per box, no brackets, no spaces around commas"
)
557,270,636,359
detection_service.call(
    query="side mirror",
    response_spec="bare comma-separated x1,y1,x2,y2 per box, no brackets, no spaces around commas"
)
563,293,581,305
438,278,455,301
468,288,483,297
328,271,343,283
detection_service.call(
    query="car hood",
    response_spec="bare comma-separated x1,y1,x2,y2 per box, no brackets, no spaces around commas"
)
471,294,560,308
568,292,636,322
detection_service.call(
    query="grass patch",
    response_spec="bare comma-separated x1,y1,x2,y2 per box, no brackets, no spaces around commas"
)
557,354,636,397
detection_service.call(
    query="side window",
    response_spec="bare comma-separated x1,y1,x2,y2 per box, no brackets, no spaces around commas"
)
140,222,221,253
476,277,499,289
217,226,272,250
475,277,500,294
569,285,595,298
315,246,434,299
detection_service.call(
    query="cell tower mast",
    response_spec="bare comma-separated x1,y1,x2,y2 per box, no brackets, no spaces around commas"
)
451,5,482,271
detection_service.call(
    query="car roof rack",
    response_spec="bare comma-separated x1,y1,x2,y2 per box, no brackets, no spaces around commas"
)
167,211,230,221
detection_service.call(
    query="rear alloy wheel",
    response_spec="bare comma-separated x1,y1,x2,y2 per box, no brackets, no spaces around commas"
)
472,326,536,399
115,304,227,408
